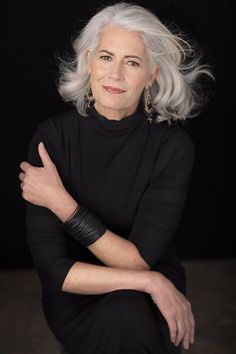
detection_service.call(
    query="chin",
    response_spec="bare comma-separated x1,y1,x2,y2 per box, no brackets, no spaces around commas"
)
98,98,129,110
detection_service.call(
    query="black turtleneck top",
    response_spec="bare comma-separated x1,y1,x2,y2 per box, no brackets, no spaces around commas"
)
26,106,195,296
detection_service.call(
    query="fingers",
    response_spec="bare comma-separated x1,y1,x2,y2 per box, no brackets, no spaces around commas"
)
166,317,178,345
19,170,26,193
182,301,195,348
175,300,195,350
180,304,190,350
150,274,195,350
19,172,25,181
189,306,195,344
20,161,32,172
174,310,185,347
38,142,54,168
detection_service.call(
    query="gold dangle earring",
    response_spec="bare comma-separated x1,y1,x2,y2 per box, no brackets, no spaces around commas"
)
144,86,154,123
85,79,95,113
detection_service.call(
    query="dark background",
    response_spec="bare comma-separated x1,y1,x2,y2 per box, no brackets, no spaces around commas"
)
4,0,234,268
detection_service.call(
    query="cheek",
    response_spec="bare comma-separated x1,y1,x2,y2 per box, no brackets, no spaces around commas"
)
90,61,107,79
129,76,147,96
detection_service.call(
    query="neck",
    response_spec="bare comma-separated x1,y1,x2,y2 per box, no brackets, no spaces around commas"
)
94,102,139,121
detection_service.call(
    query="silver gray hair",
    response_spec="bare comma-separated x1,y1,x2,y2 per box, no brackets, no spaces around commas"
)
58,2,213,123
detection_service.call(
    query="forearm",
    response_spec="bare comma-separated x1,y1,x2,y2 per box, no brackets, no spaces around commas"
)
87,229,150,270
62,260,152,295
50,194,150,271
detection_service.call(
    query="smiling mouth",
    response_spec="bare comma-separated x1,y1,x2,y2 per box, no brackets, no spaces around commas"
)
103,86,126,94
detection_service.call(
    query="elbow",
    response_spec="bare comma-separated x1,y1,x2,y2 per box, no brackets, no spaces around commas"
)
37,258,77,291
61,262,78,292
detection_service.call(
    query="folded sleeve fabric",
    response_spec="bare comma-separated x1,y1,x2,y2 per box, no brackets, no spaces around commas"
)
128,128,196,268
25,130,76,291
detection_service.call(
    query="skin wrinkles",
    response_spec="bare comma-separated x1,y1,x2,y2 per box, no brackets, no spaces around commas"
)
87,26,159,120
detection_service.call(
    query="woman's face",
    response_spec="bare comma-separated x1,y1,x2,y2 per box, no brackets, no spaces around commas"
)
88,26,159,120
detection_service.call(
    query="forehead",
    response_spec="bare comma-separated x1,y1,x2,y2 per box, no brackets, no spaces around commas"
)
97,26,147,55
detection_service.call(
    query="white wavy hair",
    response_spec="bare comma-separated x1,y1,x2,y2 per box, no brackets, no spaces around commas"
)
58,2,213,123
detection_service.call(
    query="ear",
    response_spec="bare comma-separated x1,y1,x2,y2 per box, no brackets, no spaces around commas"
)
146,64,160,88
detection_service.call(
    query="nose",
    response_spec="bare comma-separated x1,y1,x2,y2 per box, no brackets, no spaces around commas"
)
108,62,124,81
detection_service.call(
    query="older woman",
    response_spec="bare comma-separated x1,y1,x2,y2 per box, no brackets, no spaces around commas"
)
19,3,212,354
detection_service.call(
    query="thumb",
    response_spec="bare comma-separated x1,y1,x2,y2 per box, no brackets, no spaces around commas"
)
38,142,54,168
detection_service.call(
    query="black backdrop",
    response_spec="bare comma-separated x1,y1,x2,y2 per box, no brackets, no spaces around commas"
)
4,0,234,267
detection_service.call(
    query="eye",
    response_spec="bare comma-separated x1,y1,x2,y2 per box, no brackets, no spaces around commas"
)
127,60,140,67
100,55,112,61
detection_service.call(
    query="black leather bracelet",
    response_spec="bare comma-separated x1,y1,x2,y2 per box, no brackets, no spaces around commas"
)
61,205,106,247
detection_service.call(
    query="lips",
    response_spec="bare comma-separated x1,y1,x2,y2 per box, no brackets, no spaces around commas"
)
103,85,126,94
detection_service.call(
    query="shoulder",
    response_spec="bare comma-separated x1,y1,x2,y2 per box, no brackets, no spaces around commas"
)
151,120,196,161
148,120,196,179
29,108,81,178
38,108,80,140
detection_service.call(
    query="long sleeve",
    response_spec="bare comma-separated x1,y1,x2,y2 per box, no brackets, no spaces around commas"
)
25,130,76,291
25,109,195,288
128,128,195,268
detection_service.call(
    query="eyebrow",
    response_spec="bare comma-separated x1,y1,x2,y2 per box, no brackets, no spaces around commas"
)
98,50,143,61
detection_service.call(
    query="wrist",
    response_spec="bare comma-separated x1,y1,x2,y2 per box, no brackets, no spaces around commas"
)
61,204,106,247
143,270,164,294
49,188,78,222
138,270,154,294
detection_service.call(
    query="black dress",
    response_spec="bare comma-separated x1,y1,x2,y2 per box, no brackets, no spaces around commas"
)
26,105,195,354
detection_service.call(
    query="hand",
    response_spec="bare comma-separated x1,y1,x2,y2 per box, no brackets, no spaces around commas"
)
19,142,65,209
147,271,195,350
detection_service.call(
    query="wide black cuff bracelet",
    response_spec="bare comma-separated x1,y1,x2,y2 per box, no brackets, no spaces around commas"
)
61,205,106,247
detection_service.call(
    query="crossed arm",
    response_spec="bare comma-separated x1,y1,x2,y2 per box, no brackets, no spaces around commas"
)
48,175,150,271
20,142,149,271
19,135,195,350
